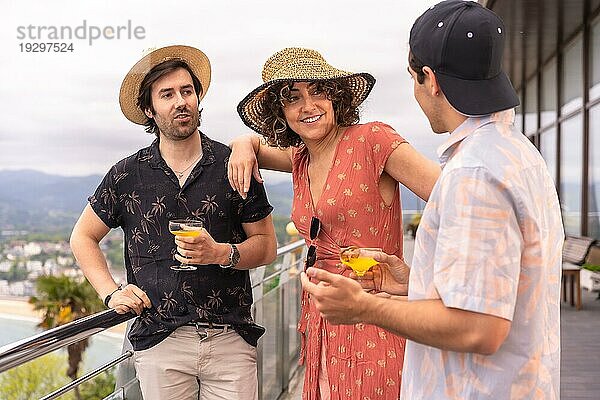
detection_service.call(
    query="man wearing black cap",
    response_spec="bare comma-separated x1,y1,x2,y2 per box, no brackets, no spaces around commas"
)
301,1,563,398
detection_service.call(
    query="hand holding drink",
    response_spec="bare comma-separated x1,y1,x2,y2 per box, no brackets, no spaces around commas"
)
339,246,381,277
169,219,203,271
339,247,410,296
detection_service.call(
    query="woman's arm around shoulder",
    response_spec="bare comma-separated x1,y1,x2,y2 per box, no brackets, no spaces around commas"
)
228,134,293,198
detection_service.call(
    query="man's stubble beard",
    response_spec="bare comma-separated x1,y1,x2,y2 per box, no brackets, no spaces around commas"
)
155,108,201,141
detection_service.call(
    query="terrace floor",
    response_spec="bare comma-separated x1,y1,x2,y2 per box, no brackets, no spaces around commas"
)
561,287,600,399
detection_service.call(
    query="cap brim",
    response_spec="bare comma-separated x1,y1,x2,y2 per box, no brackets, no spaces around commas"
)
436,71,519,116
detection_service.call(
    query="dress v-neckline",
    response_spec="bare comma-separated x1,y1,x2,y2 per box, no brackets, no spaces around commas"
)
306,127,349,213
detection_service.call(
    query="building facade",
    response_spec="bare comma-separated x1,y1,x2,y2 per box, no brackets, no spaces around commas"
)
482,0,600,239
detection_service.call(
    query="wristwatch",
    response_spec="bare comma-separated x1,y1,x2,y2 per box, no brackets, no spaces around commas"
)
219,244,240,269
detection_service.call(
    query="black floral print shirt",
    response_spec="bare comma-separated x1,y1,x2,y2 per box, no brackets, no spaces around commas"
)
89,132,273,351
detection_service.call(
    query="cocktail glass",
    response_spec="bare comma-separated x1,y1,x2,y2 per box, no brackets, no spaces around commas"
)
169,219,203,271
339,246,381,277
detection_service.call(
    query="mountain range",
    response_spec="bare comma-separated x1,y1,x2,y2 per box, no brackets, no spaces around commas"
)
0,169,424,232
0,170,294,232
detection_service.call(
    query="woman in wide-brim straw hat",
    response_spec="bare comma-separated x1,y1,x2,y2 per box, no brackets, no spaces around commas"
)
230,47,440,399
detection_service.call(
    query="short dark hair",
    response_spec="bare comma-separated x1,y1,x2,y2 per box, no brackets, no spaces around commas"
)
137,59,203,136
257,79,360,148
408,51,427,85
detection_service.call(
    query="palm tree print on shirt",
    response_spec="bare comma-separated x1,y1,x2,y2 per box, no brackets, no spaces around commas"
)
87,133,272,350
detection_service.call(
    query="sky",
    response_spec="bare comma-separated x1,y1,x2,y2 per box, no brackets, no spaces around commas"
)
0,0,447,182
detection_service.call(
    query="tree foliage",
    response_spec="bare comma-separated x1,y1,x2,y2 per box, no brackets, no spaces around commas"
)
29,275,104,330
104,240,125,272
28,275,105,398
0,353,74,400
79,369,117,400
0,354,116,400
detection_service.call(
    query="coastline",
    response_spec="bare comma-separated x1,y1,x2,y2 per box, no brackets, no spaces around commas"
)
0,296,42,319
0,296,126,336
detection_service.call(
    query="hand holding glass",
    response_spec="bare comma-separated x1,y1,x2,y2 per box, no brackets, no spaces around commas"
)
339,246,381,277
169,219,203,271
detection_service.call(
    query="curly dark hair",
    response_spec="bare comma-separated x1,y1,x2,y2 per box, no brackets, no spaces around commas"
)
137,59,203,137
257,78,360,148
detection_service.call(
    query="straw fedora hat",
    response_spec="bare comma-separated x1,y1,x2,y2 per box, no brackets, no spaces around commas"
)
119,45,211,125
237,47,375,134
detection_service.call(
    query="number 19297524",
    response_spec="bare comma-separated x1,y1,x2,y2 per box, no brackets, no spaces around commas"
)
19,42,74,52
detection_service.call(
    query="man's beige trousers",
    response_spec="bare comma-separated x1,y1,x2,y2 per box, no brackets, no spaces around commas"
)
134,325,258,400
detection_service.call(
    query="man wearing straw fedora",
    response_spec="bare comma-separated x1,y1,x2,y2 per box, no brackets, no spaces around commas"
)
301,1,563,399
70,45,276,400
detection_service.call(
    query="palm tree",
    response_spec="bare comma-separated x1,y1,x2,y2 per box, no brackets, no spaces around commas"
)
29,275,105,400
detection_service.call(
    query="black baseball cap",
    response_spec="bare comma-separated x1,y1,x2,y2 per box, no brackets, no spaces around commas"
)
409,0,519,116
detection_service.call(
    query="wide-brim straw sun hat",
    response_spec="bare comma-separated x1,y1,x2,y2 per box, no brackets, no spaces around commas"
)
119,45,211,125
237,47,375,134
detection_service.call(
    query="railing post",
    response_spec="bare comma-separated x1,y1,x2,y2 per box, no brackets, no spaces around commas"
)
253,299,263,399
251,265,265,399
280,253,292,392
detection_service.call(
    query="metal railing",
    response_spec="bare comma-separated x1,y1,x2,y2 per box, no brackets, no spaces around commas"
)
253,240,305,399
0,239,307,400
0,309,134,374
0,308,136,400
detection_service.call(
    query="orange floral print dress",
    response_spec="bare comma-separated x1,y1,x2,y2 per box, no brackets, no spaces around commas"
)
291,121,407,400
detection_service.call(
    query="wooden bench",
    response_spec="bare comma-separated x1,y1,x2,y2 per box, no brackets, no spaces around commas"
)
562,236,597,310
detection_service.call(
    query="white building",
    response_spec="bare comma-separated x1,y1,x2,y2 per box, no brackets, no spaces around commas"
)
0,260,12,272
23,242,42,257
26,260,43,272
0,280,9,295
